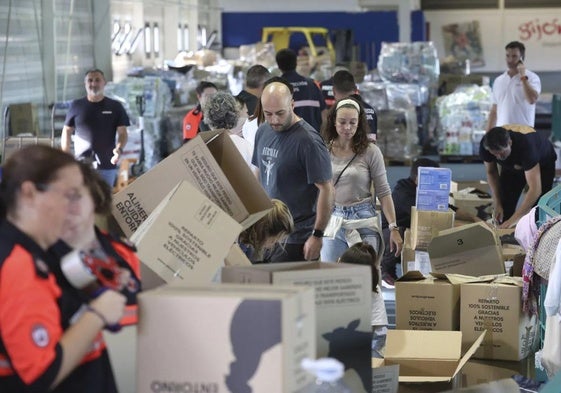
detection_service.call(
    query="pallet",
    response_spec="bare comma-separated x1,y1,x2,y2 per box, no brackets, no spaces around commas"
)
439,155,483,164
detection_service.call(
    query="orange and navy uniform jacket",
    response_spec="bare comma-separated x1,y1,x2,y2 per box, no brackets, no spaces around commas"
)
183,104,205,141
0,220,118,393
49,227,142,327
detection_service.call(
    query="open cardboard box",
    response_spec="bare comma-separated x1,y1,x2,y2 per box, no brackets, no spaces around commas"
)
385,329,486,383
428,222,505,276
410,207,455,250
112,130,272,237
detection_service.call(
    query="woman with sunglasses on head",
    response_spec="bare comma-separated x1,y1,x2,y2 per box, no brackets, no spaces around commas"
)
0,145,125,393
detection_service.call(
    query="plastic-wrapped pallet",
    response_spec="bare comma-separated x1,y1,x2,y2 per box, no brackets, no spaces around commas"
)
377,42,440,85
376,108,419,161
436,85,492,156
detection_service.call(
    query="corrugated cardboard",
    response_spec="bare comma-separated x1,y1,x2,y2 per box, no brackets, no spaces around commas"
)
501,244,525,277
460,358,532,387
401,229,431,275
9,103,39,135
2,137,52,162
452,189,493,222
410,207,455,250
395,271,461,331
130,181,242,286
137,283,316,393
112,130,272,236
428,223,505,276
222,262,373,393
384,329,486,383
224,243,252,267
451,180,491,195
460,277,539,361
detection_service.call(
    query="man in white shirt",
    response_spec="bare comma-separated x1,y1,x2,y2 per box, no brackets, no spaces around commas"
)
487,41,541,129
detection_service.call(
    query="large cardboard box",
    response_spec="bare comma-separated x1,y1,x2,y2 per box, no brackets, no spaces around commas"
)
384,330,485,390
222,262,372,393
9,103,39,135
2,137,52,162
137,284,316,393
452,189,493,222
401,229,431,275
460,357,532,387
130,181,242,286
428,223,505,276
410,207,455,250
460,277,539,361
395,271,461,331
112,130,272,236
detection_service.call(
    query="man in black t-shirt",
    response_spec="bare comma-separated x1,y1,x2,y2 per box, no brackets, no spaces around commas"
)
480,124,557,229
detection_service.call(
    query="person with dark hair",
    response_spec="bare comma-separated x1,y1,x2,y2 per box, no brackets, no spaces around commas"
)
62,68,129,188
182,81,217,142
480,124,556,229
338,242,387,358
380,157,440,286
320,96,402,274
0,145,125,392
319,64,350,109
237,64,271,117
332,70,378,140
487,41,541,129
275,48,326,132
51,161,142,327
252,79,334,262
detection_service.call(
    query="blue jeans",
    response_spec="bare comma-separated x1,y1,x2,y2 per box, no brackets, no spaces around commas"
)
320,201,382,263
97,169,118,188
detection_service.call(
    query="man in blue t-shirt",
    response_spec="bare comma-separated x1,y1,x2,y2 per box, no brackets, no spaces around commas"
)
252,77,334,262
62,69,129,187
480,124,556,229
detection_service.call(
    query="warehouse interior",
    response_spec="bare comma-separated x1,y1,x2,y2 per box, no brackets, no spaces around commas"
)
2,0,561,392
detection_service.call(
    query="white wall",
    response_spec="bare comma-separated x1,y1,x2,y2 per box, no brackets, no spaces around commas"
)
217,0,361,12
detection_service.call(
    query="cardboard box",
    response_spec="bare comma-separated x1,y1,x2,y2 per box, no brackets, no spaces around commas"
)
112,130,272,236
130,181,242,286
9,103,39,135
452,189,493,222
416,167,452,212
401,229,431,275
384,330,485,384
460,277,539,361
395,271,461,331
501,244,525,277
460,357,532,387
137,283,316,393
224,243,252,267
410,207,455,250
451,180,491,195
428,223,505,276
222,262,372,393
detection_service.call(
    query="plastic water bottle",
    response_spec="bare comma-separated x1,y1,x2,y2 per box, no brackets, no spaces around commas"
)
301,357,351,393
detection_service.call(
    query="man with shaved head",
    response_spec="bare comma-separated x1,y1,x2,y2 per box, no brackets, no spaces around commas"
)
252,77,334,262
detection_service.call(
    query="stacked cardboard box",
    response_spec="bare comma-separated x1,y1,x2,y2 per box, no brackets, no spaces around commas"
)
222,262,373,393
137,284,316,393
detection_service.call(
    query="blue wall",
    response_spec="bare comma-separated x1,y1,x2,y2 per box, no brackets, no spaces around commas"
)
222,11,415,70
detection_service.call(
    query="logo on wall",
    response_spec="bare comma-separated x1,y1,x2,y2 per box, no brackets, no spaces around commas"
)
442,21,485,68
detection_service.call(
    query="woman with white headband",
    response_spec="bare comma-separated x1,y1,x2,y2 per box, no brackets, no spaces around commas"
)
320,96,403,277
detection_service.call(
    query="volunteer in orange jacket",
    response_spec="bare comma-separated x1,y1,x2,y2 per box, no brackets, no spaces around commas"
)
182,81,218,142
0,145,125,393
50,162,141,327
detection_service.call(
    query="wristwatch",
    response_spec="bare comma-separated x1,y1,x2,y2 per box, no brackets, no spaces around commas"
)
312,229,324,238
388,222,399,231
520,76,528,81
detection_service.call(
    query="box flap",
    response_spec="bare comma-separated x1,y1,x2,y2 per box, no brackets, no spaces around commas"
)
224,243,252,267
386,330,461,361
452,331,486,377
397,271,427,282
201,130,273,228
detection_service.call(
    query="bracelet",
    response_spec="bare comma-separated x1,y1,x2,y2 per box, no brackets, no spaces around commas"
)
388,222,398,231
520,76,528,81
86,305,107,327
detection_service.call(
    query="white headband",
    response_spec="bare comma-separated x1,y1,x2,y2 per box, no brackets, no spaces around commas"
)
336,98,361,112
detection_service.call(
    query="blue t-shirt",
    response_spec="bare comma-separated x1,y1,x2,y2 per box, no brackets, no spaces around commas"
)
252,119,332,243
65,96,130,169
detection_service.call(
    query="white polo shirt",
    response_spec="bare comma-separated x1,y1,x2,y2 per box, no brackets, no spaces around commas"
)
492,69,541,127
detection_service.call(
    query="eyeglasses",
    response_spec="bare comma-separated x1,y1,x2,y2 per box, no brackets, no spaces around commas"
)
35,183,83,203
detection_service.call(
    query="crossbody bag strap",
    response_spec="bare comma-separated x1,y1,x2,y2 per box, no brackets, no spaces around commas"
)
333,153,358,186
